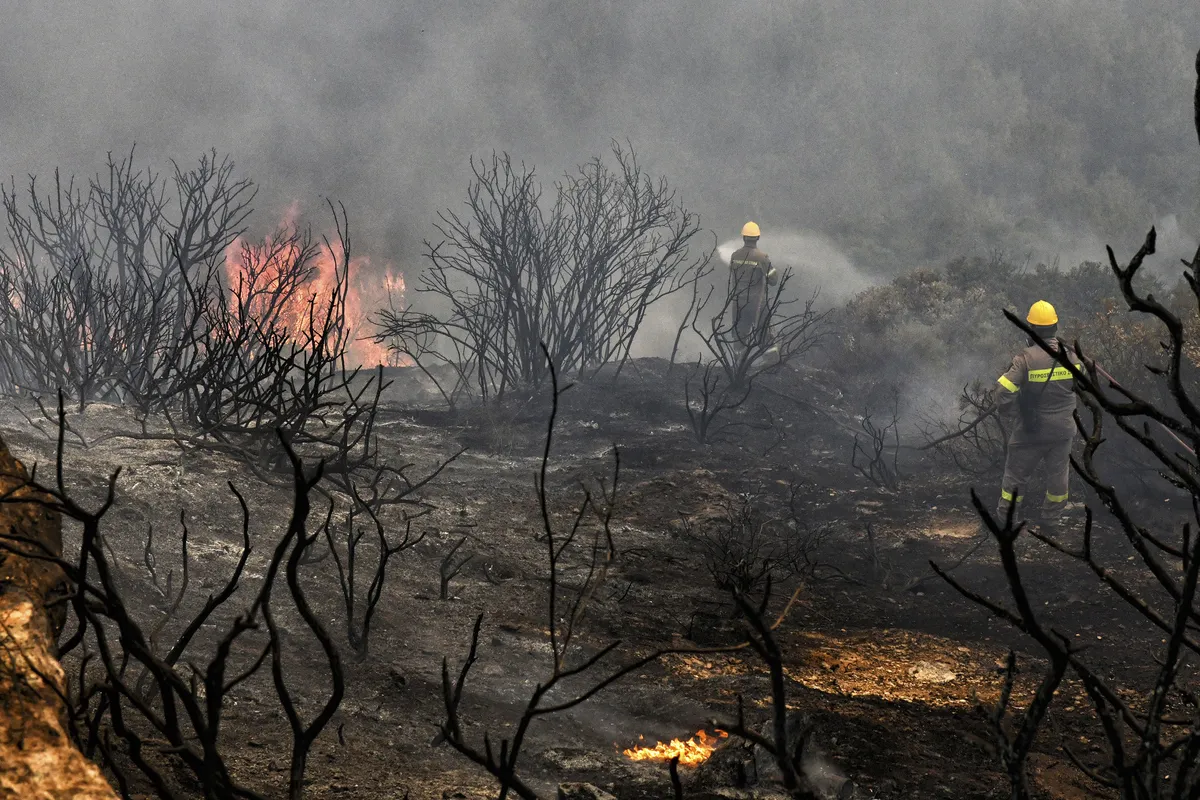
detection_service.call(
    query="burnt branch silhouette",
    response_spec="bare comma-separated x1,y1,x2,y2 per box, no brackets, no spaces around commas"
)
0,394,390,799
437,348,835,799
850,390,902,491
374,143,713,403
918,381,1008,477
683,268,828,444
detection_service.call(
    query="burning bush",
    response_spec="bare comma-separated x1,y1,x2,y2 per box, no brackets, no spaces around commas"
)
0,149,411,478
222,209,402,372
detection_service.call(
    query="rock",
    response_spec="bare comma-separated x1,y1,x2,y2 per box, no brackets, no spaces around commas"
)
752,714,814,787
0,436,117,799
694,715,855,800
908,661,957,684
557,783,617,800
542,748,608,772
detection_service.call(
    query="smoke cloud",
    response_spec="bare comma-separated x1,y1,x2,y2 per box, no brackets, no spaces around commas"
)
2,1,1198,293
717,230,874,307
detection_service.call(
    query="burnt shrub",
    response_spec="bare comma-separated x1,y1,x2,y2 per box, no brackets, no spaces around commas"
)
373,142,713,403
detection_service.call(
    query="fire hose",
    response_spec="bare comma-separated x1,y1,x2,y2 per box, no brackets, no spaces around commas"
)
1092,363,1197,457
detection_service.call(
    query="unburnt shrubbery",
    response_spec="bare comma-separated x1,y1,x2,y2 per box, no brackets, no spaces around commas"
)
840,249,1195,494
838,253,1175,387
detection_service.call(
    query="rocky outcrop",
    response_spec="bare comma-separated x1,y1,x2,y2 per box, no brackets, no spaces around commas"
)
0,434,116,799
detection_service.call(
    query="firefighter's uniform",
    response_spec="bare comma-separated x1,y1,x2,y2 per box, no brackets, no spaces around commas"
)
729,221,778,348
994,301,1081,522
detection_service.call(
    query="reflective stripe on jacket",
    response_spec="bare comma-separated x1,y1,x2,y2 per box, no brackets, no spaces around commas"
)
995,338,1081,442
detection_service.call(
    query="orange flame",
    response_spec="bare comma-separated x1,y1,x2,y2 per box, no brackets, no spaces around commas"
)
223,213,407,369
622,729,727,767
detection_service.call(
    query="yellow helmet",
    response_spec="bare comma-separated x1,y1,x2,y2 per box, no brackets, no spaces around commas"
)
741,221,761,238
1027,300,1058,326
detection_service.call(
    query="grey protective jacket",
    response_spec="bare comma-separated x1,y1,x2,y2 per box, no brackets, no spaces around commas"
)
996,338,1082,443
729,244,777,335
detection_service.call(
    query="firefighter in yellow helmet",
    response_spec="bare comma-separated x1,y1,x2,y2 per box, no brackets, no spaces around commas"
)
994,300,1082,526
729,221,778,351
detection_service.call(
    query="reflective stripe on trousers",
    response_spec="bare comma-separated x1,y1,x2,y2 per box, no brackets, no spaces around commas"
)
998,438,1072,518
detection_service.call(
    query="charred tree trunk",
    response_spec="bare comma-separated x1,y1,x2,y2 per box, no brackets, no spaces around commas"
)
0,434,116,799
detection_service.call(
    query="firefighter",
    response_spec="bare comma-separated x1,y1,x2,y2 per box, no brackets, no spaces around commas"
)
729,221,778,352
994,300,1082,527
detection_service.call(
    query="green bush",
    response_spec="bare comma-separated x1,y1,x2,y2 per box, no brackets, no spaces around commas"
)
833,253,1187,495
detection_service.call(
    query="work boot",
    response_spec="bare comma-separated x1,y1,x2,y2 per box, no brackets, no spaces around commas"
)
993,507,1029,531
1044,502,1084,537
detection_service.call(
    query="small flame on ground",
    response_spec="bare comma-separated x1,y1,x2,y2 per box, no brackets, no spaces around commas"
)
622,728,728,767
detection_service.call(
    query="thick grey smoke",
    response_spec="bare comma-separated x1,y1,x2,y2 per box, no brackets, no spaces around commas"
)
3,1,1198,288
717,231,874,306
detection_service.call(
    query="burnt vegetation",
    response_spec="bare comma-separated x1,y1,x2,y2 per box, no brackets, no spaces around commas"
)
373,142,714,405
3,55,1200,800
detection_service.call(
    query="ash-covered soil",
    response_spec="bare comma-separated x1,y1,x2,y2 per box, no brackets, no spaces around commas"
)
2,358,1184,799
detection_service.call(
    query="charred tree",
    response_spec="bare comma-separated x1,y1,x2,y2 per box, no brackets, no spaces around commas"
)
374,142,713,402
0,149,253,412
0,397,355,799
684,268,828,444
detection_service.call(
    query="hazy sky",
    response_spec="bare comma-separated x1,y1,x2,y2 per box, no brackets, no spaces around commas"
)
3,0,1198,287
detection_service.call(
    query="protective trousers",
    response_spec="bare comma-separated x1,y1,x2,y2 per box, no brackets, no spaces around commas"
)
996,438,1072,521
733,290,766,348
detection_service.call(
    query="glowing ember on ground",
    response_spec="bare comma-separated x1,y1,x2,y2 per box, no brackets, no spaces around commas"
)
224,209,407,368
622,728,728,767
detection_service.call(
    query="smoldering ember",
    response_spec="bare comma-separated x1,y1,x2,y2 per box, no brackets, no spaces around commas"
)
3,6,1200,800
